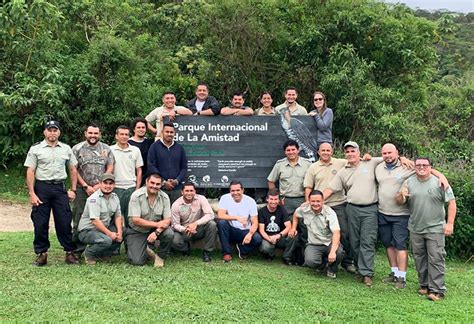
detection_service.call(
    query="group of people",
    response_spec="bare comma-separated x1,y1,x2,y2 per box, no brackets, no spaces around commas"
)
23,83,457,303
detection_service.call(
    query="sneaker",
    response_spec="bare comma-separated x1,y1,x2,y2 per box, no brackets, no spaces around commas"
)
427,292,444,301
394,277,406,289
33,253,47,266
146,247,156,260
344,264,357,274
223,254,232,263
202,251,211,262
65,251,80,265
363,276,373,287
99,256,112,263
418,287,429,295
327,271,337,279
235,244,248,259
84,255,97,265
154,255,165,268
382,272,396,283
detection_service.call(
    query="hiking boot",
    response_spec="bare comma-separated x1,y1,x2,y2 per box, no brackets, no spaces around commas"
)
382,272,396,283
84,255,97,265
202,251,211,262
223,254,232,263
146,247,156,261
418,287,429,295
33,253,48,266
363,276,373,287
65,251,80,265
344,264,357,274
327,271,337,279
354,273,364,282
99,256,111,263
154,255,165,268
394,277,406,289
427,292,444,301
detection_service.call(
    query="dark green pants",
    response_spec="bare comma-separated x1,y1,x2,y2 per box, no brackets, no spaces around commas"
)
114,187,135,227
125,227,173,265
172,221,217,252
331,203,354,268
346,203,378,277
304,243,343,273
78,224,121,259
260,236,296,261
72,186,88,253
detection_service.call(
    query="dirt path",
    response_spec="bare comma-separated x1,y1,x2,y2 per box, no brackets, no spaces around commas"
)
0,200,36,232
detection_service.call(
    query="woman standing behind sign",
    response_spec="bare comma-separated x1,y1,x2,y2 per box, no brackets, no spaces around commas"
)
309,91,333,147
255,91,277,116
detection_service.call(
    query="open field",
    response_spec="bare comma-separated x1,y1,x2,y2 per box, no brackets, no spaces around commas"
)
0,232,472,322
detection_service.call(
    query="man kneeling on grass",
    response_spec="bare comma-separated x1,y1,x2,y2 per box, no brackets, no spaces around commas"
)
291,190,343,278
258,188,295,262
126,173,173,268
77,173,123,265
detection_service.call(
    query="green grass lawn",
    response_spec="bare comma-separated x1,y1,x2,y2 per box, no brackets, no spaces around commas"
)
0,232,472,321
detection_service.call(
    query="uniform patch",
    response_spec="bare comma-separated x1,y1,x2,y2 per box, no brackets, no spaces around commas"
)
90,199,97,203
331,169,337,175
101,150,108,157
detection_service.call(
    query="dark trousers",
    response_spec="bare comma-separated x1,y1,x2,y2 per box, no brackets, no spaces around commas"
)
304,243,343,273
331,203,354,268
172,221,217,252
78,224,121,259
31,181,75,254
72,186,88,253
217,220,262,256
114,187,135,227
125,227,173,265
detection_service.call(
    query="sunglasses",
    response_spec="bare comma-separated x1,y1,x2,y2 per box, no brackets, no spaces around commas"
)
314,98,324,101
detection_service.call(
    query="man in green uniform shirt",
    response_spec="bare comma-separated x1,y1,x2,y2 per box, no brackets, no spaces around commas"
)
126,173,173,267
396,157,456,301
77,173,123,264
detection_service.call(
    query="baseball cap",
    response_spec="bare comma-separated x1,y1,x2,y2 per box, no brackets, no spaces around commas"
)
100,173,115,182
44,120,61,130
343,141,359,149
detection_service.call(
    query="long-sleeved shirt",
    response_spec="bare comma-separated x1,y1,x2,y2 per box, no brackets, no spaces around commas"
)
171,194,215,233
147,140,187,184
313,107,333,144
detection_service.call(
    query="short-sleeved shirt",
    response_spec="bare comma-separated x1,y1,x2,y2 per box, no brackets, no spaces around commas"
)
77,189,121,232
146,105,188,135
402,175,455,234
295,204,340,246
24,140,77,181
171,194,215,233
329,158,383,205
375,160,414,216
304,158,347,207
258,205,289,235
72,141,114,186
128,187,171,233
255,107,277,116
267,157,312,197
275,102,308,116
110,144,143,189
218,194,258,230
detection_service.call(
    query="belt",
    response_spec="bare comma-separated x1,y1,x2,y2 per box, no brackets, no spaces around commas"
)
37,180,65,185
348,202,377,208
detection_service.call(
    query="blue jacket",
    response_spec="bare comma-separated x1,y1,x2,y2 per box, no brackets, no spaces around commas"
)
147,140,187,184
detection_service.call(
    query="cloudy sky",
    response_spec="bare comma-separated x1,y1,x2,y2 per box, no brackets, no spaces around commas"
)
382,0,473,13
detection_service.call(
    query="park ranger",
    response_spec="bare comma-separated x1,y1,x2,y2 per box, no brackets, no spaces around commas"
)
268,139,312,265
72,123,114,254
77,173,123,264
24,120,79,266
126,173,173,267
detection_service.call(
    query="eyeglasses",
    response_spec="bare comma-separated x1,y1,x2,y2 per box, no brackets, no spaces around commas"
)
314,98,324,101
415,164,430,168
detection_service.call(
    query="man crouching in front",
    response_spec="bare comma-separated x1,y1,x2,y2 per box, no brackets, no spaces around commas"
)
126,173,173,267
